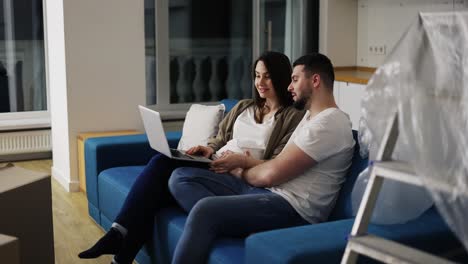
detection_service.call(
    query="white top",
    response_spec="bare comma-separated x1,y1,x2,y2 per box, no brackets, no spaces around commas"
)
268,108,355,223
215,106,275,160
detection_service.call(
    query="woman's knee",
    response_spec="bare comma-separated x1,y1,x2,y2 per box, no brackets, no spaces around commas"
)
148,153,167,166
141,153,169,176
137,153,171,183
168,167,192,194
168,167,202,192
185,197,224,228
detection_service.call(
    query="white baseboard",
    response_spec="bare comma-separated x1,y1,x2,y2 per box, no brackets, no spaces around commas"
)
51,166,80,192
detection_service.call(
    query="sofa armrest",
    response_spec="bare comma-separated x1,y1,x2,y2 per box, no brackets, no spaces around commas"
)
84,131,181,207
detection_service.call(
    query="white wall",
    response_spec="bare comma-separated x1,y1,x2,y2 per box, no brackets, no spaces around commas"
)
44,0,72,191
319,0,358,66
46,0,146,191
357,0,468,67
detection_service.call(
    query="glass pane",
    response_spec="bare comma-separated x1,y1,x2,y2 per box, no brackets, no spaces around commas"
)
0,0,47,113
258,0,319,61
260,0,287,53
145,0,156,105
169,0,253,103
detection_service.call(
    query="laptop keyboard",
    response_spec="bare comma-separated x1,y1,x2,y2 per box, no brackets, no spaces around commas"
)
170,149,194,159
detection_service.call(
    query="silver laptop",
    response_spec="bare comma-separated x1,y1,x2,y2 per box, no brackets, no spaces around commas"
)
138,105,212,163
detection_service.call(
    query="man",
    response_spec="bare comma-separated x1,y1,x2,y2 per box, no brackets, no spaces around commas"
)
167,53,356,264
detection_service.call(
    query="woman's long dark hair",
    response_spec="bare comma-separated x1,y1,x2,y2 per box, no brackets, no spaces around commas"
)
252,51,293,123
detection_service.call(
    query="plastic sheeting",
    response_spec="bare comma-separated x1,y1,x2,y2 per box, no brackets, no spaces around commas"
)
353,11,468,251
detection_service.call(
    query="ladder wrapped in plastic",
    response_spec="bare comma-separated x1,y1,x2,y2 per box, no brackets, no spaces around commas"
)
353,11,468,251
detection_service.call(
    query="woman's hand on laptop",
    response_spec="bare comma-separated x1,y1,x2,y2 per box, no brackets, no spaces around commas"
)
186,145,214,158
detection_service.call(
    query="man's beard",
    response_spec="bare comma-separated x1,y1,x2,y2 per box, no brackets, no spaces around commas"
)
293,90,312,110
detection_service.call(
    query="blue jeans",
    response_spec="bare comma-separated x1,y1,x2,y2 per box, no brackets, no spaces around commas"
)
168,167,309,264
113,153,207,262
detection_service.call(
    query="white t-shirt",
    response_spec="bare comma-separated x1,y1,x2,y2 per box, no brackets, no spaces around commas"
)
215,106,275,160
268,108,355,223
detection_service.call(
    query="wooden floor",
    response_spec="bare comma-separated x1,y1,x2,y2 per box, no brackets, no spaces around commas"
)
5,159,116,264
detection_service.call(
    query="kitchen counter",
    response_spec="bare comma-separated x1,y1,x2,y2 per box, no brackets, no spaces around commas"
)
334,66,376,85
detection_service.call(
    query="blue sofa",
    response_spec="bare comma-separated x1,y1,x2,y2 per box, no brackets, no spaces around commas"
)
84,100,464,264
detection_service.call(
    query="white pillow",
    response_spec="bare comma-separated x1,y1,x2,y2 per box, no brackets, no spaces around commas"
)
177,104,225,151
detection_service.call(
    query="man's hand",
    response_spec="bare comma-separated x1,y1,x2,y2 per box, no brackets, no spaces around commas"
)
185,145,215,158
210,152,248,174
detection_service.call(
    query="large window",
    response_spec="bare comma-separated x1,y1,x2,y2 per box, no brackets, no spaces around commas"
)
0,0,46,114
167,0,252,104
145,0,318,112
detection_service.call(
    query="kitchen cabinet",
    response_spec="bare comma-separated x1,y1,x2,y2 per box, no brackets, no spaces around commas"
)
334,81,366,130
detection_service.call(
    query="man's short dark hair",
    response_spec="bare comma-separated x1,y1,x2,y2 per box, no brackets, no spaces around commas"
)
293,53,335,90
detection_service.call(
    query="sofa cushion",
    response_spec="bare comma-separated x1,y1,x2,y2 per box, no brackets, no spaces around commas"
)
246,208,462,264
98,166,145,221
220,99,239,113
177,104,225,151
154,207,245,264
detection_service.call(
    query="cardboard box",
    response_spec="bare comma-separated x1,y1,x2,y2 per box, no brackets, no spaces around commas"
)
0,234,20,264
0,164,54,264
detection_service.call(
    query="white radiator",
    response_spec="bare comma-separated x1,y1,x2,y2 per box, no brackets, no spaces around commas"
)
0,130,52,155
